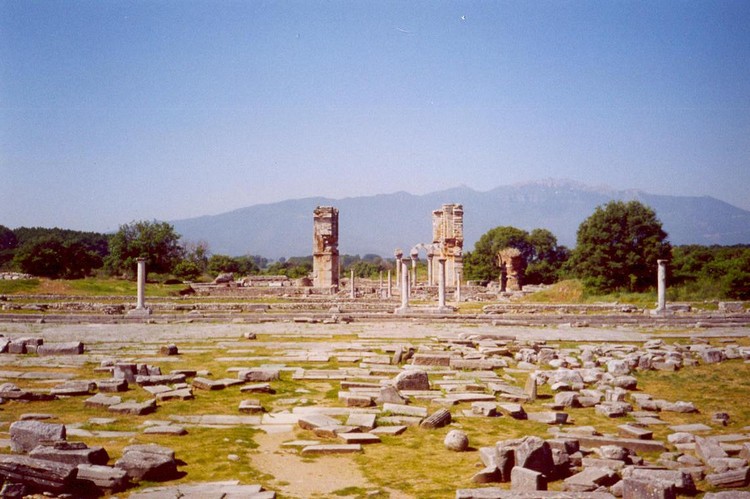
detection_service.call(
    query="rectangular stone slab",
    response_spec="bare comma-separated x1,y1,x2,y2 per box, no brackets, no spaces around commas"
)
337,433,381,444
300,444,363,455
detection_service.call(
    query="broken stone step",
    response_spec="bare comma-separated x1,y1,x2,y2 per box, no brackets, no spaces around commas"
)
337,432,381,444
382,403,428,417
300,444,363,455
618,424,653,440
371,425,407,436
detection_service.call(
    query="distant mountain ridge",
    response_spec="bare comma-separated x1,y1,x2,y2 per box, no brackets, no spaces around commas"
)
171,180,750,259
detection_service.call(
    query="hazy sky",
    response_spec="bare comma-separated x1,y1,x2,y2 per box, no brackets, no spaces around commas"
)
2,0,749,232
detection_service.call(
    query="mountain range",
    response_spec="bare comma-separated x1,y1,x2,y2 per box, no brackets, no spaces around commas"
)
171,179,750,259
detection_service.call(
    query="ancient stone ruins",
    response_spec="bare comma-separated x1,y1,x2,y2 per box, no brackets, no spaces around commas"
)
0,204,748,498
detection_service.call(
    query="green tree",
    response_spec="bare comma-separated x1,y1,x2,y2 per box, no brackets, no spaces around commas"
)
105,220,183,277
526,228,571,284
463,226,534,282
0,225,18,268
566,200,671,292
12,236,102,278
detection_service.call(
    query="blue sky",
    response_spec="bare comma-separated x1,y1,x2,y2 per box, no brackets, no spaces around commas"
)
2,0,749,232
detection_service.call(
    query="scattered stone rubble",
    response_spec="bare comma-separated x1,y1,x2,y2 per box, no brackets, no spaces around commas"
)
1,323,749,497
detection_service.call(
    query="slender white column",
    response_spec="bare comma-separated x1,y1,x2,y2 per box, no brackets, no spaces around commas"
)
657,259,667,311
427,254,433,285
400,259,410,308
387,270,392,298
136,258,146,310
438,257,446,308
455,271,462,303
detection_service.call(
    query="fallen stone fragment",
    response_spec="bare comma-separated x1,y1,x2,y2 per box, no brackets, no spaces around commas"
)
420,408,452,429
241,383,274,393
0,455,77,494
337,432,381,444
238,368,280,382
76,463,130,492
563,467,618,492
10,420,66,453
455,489,615,498
97,378,128,392
300,444,362,455
51,380,97,396
29,441,109,466
514,436,554,476
159,344,178,355
511,466,547,491
445,430,469,451
622,477,676,499
393,369,430,391
346,412,376,431
618,424,653,440
297,414,341,431
108,399,157,416
37,341,84,356
84,393,122,408
143,425,187,436
526,411,568,424
706,467,750,488
383,402,428,418
114,444,178,481
239,399,264,414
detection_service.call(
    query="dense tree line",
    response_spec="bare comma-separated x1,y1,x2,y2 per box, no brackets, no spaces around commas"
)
1,204,748,301
671,244,750,300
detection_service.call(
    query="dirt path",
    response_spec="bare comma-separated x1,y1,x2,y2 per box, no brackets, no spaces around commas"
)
251,430,412,499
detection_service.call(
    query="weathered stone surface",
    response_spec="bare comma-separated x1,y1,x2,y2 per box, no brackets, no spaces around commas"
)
445,430,469,451
29,441,109,466
383,402,428,418
412,353,452,366
0,455,77,494
239,399,264,414
511,466,547,491
696,436,730,462
706,467,750,488
137,374,186,386
300,444,362,455
393,369,430,391
377,384,409,405
114,444,178,481
159,344,179,355
420,408,452,429
456,489,615,498
563,467,618,492
108,398,157,416
76,464,129,492
50,380,96,397
297,414,341,430
10,420,66,453
238,368,280,382
625,468,696,495
337,432,381,444
514,436,554,476
622,477,676,499
574,434,666,454
527,412,568,424
37,341,84,356
113,363,137,383
618,424,653,440
97,378,128,392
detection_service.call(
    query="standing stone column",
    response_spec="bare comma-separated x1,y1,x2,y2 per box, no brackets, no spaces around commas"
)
400,259,410,309
657,259,667,312
387,270,392,298
455,270,462,303
136,258,146,309
437,257,447,308
128,258,151,317
350,270,356,299
427,252,434,285
394,249,403,287
410,249,418,288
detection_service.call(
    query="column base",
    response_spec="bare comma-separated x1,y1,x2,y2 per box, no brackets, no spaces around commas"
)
127,307,152,317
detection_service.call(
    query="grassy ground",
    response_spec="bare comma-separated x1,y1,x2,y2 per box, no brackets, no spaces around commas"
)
1,333,748,497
